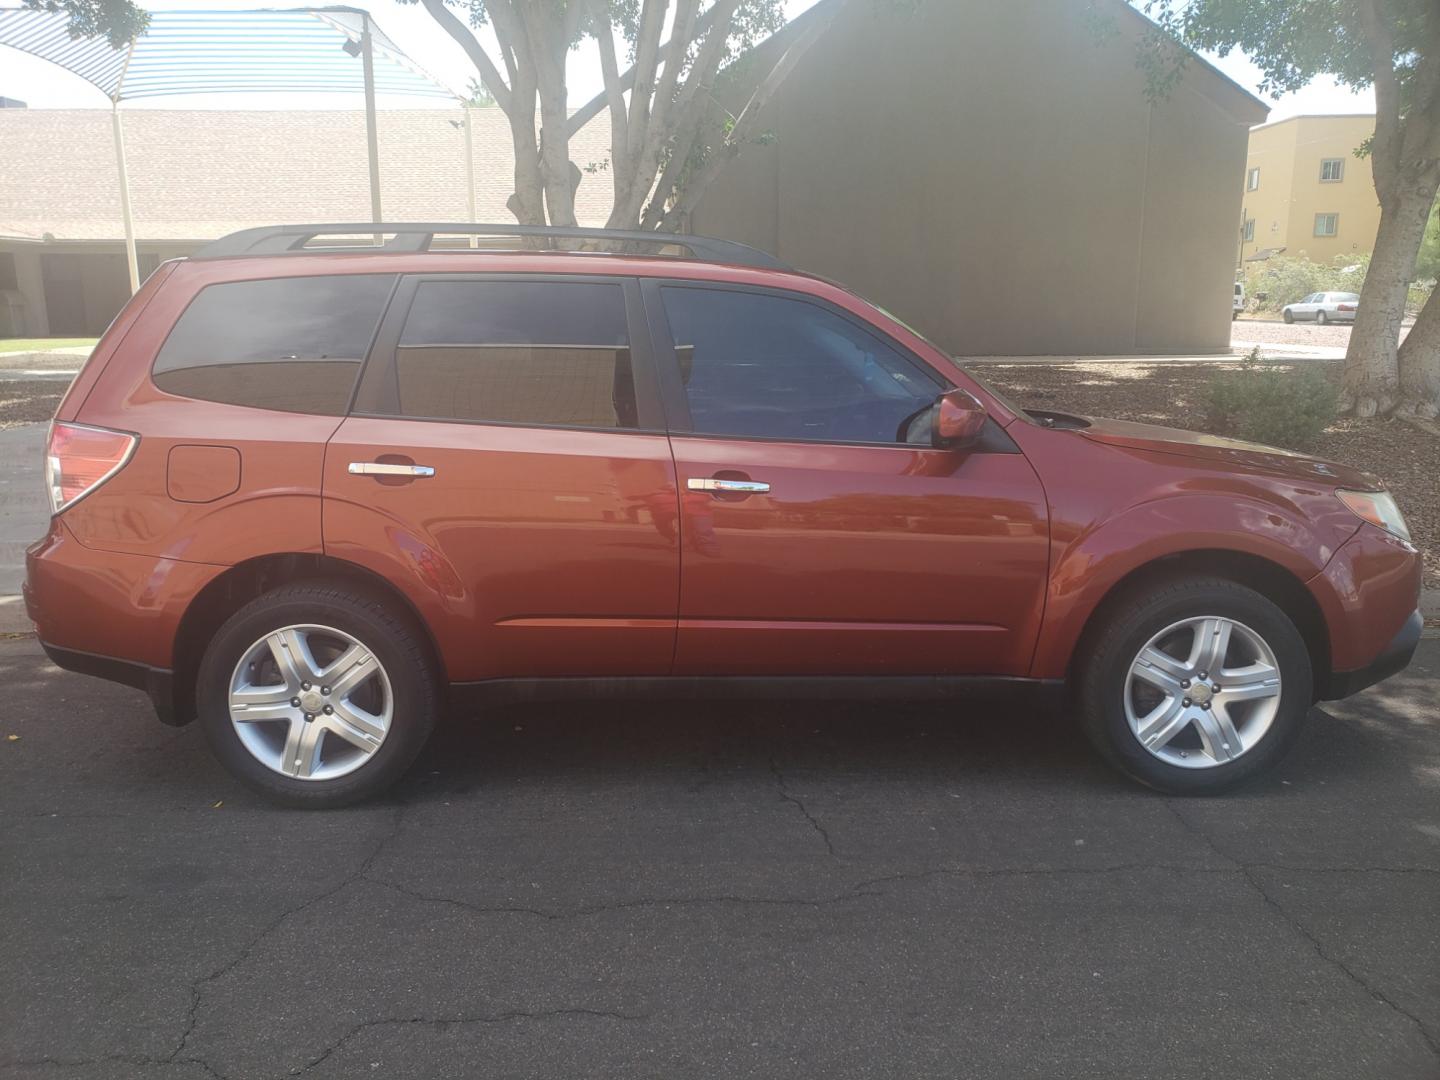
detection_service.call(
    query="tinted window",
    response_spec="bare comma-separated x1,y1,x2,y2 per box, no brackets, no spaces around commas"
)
153,275,394,414
392,280,636,429
659,287,940,444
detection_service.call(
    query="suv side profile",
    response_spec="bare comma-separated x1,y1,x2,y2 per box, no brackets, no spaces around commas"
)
25,224,1422,806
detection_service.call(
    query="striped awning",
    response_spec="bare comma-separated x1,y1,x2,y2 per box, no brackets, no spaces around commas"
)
0,6,459,101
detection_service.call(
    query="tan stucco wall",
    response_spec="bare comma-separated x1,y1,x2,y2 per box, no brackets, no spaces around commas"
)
691,0,1262,356
1240,115,1377,265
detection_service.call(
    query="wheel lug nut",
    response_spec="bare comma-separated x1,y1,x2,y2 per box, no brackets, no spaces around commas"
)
321,686,331,696
304,713,314,722
1181,679,1190,689
1183,698,1192,707
323,705,333,715
302,682,311,691
290,698,300,707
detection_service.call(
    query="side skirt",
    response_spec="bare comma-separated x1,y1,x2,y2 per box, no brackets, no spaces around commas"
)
448,675,1066,713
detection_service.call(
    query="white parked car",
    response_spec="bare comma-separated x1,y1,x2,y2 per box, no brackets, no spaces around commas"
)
1233,282,1245,319
1282,292,1359,325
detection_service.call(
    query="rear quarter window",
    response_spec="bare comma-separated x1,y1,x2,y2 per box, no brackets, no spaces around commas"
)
152,274,396,414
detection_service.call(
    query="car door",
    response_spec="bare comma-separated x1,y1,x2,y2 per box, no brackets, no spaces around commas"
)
1299,293,1320,319
642,280,1050,677
323,274,680,683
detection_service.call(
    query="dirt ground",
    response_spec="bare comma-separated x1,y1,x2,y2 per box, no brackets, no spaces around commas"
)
974,359,1440,589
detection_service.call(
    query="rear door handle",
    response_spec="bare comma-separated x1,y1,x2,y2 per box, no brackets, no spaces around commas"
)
687,478,770,494
349,462,436,478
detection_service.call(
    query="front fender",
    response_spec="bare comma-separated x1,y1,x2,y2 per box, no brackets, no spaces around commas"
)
1029,492,1358,680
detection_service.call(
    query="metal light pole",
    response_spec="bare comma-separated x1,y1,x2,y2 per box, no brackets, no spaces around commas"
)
360,14,381,230
111,39,140,293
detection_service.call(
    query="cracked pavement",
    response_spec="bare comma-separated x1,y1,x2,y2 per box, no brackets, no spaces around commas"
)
1,636,1438,1079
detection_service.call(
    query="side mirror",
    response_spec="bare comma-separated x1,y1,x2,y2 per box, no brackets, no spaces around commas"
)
933,389,988,449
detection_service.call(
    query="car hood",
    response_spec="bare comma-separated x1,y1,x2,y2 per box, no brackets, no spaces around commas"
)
1074,416,1381,489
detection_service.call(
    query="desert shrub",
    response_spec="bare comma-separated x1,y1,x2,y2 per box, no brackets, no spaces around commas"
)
1245,255,1367,311
1204,349,1338,450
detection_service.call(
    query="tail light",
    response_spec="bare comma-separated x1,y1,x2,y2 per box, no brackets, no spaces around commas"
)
45,421,137,515
1338,303,1357,311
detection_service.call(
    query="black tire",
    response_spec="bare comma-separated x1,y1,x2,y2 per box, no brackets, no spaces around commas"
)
1283,309,1294,324
1316,310,1328,325
1076,577,1312,795
197,582,438,807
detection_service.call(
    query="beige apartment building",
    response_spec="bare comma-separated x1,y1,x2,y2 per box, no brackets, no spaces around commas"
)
1239,114,1379,265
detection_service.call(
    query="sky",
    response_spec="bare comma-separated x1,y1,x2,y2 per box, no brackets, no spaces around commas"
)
0,0,1376,122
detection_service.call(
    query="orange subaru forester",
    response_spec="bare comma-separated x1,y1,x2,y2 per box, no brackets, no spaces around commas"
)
26,224,1422,806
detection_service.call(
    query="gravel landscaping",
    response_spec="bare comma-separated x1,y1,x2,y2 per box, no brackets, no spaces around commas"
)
0,379,67,429
973,359,1440,590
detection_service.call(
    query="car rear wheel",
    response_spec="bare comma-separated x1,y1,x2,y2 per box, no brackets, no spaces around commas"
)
197,583,438,807
1077,577,1312,794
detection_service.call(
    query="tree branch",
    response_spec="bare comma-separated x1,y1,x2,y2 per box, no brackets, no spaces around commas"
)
626,0,669,159
587,0,632,215
417,0,512,114
566,4,725,138
1358,0,1402,201
661,2,838,228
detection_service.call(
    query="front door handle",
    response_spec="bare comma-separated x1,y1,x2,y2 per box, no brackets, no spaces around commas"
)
687,478,770,494
349,462,436,478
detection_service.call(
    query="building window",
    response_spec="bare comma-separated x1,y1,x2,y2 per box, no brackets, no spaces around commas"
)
1320,158,1344,182
1242,219,1256,242
1314,213,1339,238
1246,167,1260,191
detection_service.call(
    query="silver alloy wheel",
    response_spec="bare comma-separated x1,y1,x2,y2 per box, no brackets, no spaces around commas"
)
228,624,393,781
1123,616,1282,769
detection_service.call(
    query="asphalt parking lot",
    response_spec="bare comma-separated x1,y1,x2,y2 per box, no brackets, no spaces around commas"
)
2,636,1437,1079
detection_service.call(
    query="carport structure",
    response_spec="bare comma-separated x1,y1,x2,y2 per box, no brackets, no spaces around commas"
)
0,6,459,291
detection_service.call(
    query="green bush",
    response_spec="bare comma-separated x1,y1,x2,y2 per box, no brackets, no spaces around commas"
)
1245,254,1367,311
1204,350,1338,451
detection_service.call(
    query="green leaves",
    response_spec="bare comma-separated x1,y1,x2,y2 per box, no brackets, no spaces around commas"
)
21,0,148,48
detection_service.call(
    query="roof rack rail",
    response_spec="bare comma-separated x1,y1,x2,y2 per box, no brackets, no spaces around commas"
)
193,223,788,270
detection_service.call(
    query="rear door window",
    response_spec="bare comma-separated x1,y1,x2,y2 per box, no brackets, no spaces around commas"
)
152,275,395,414
388,279,637,429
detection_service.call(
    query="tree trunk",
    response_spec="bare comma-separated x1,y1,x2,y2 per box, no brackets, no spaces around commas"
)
1397,285,1440,417
1343,181,1435,416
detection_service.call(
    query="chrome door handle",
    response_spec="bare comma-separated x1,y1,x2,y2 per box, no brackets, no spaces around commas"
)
687,478,770,494
348,462,436,477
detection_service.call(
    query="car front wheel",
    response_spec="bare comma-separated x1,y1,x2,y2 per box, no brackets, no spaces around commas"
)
1077,577,1312,794
1317,310,1328,325
1283,309,1294,323
197,583,438,807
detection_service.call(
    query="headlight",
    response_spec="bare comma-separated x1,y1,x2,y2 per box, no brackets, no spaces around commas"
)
1336,489,1411,541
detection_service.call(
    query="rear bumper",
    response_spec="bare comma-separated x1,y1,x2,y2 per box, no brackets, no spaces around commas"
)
24,518,221,669
26,518,221,725
1319,609,1422,700
38,640,180,725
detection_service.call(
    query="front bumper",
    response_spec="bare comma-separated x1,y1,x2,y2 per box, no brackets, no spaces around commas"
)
1319,609,1422,700
1307,523,1422,700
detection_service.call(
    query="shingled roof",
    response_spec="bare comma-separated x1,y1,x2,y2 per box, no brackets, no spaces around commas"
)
0,106,616,242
